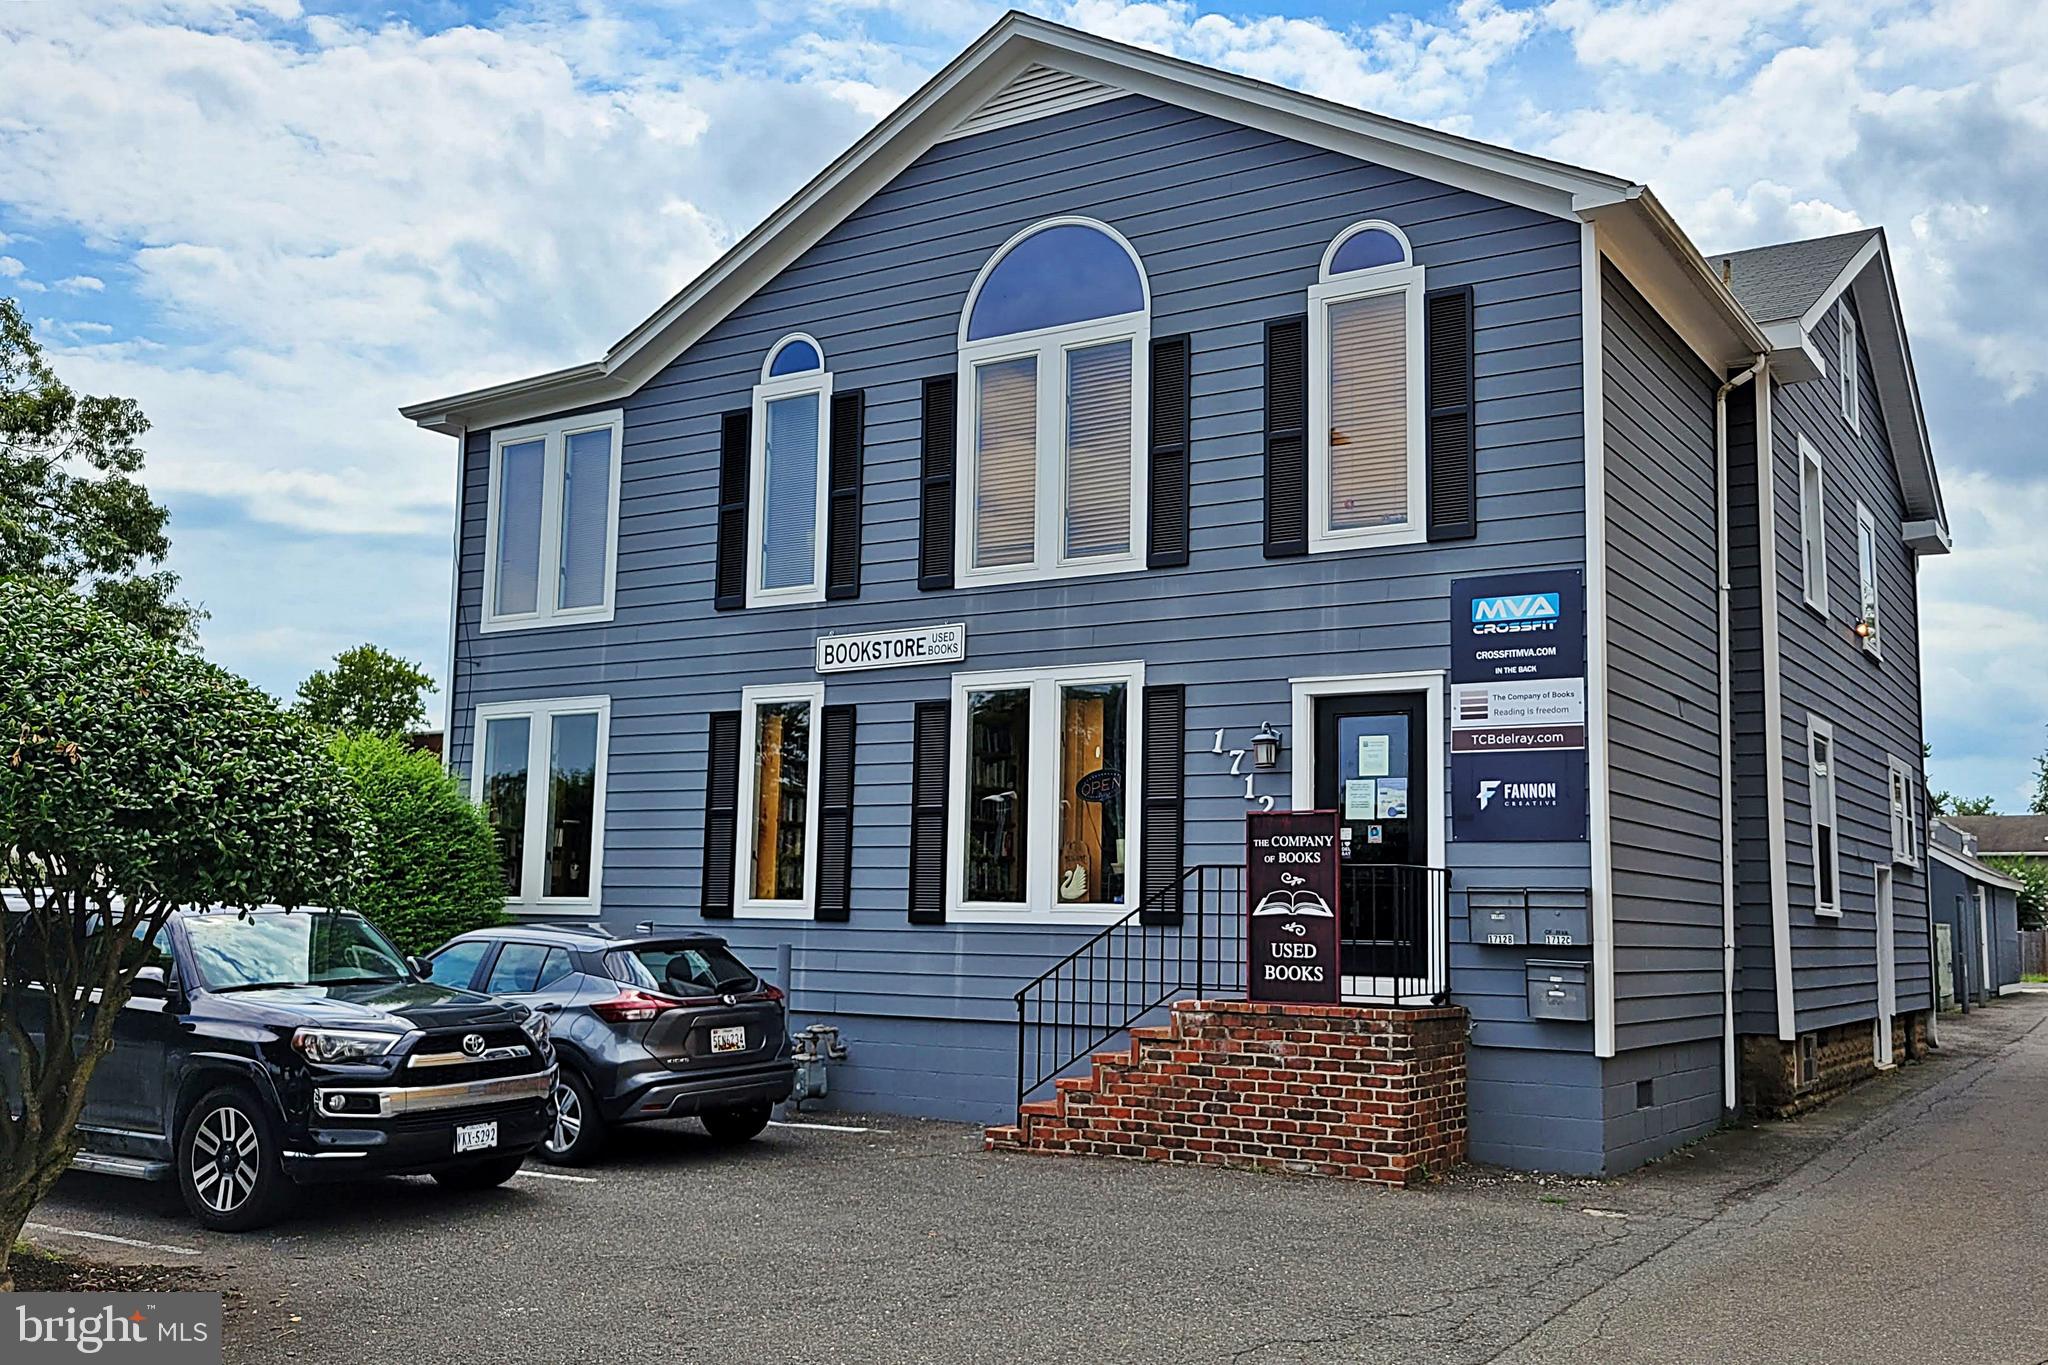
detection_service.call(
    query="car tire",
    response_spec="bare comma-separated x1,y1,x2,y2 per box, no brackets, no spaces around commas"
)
431,1153,527,1191
701,1100,772,1144
537,1066,607,1166
176,1085,297,1233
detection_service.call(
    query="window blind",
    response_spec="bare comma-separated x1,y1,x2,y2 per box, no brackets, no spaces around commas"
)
1063,340,1133,560
1327,292,1409,531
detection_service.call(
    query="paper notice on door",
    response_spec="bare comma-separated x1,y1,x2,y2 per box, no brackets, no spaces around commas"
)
1344,779,1378,820
1357,735,1391,777
1376,778,1409,820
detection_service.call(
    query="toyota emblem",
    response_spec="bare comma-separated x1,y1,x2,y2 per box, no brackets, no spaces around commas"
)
461,1033,486,1057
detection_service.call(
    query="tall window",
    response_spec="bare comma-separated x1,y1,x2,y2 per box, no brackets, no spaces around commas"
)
1309,221,1427,553
950,662,1142,921
749,335,832,606
1838,305,1859,428
1798,436,1828,614
736,682,824,918
957,218,1148,585
472,697,611,913
1808,719,1839,917
1856,501,1882,658
484,411,624,631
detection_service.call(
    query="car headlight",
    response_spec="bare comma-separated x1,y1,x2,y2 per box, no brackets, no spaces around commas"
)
519,1010,551,1046
292,1028,402,1064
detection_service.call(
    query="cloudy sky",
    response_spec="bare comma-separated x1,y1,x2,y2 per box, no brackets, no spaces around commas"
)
1,0,2040,805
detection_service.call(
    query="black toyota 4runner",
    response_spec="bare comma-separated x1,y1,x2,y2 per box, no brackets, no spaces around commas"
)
49,906,557,1231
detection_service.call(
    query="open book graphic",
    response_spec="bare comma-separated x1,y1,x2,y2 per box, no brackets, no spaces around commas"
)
1250,889,1334,918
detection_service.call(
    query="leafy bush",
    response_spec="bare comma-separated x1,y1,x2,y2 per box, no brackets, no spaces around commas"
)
329,731,507,955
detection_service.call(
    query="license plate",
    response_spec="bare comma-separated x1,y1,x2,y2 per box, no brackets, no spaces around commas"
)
710,1025,747,1054
453,1120,498,1154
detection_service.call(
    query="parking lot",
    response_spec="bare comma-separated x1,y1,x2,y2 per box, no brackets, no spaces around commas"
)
24,996,2048,1365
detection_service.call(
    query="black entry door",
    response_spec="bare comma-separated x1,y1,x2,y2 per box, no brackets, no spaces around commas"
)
1313,694,1429,991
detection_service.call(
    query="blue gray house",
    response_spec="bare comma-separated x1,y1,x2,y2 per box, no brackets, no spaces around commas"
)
403,14,1951,1174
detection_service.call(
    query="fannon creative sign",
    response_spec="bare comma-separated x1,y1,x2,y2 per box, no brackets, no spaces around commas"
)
1245,810,1342,1004
814,623,966,674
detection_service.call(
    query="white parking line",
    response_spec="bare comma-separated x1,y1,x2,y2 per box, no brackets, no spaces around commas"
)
25,1223,200,1257
768,1119,879,1134
511,1168,599,1184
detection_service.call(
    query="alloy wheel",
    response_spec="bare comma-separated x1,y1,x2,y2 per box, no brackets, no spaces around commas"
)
190,1104,259,1215
547,1079,583,1155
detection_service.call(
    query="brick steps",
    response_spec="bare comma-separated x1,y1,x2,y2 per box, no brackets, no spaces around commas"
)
984,998,1468,1186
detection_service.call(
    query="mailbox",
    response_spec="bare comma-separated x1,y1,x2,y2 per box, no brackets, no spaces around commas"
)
1526,959,1591,1022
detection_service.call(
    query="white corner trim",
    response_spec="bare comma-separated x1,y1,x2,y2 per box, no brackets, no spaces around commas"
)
1582,226,1617,1060
469,695,612,917
1757,376,1796,1040
733,681,827,921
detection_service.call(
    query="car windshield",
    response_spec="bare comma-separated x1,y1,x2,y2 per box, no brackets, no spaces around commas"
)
185,912,410,992
610,943,758,997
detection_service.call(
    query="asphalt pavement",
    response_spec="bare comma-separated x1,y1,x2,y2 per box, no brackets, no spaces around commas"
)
24,996,2048,1364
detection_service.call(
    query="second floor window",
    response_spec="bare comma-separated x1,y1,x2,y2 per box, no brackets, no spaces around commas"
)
484,410,623,631
749,335,832,605
1309,221,1427,552
957,218,1149,586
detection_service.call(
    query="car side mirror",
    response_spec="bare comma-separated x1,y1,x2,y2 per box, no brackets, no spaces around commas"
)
406,955,431,980
130,966,167,1000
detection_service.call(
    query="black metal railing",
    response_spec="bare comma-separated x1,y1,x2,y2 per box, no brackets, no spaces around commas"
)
1013,862,1450,1111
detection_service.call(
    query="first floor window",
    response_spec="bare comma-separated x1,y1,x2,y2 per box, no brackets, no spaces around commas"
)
1809,719,1839,916
951,663,1142,919
472,696,612,912
484,411,622,630
737,682,824,917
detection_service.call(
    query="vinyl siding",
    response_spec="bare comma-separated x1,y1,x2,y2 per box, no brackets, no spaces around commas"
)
1769,293,1932,1031
445,95,1593,1130
1600,263,1728,1056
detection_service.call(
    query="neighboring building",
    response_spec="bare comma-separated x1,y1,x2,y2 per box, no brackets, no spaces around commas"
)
403,14,1951,1174
1929,819,2023,1007
1944,813,2048,861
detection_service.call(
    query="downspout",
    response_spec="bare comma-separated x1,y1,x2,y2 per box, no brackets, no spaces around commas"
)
1716,355,1767,1111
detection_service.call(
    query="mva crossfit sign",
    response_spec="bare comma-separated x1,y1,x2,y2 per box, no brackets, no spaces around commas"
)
1245,810,1341,1004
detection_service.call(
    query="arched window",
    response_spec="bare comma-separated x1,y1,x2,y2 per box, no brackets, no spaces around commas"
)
957,217,1148,583
1308,220,1426,550
748,333,832,604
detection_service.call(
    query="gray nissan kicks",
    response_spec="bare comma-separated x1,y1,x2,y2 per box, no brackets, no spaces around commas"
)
424,924,794,1164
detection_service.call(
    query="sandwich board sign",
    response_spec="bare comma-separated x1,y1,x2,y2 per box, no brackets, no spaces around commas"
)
1245,810,1342,1004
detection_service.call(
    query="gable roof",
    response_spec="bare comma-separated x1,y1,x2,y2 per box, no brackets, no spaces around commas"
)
402,10,1769,436
1945,814,2048,858
1710,227,1947,552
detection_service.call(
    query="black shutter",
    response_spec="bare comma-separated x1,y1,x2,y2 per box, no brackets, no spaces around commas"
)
907,699,950,924
714,410,750,610
1147,334,1192,569
1263,316,1309,558
700,711,741,919
1138,685,1187,926
1424,285,1477,542
918,376,956,591
825,391,865,600
816,704,857,922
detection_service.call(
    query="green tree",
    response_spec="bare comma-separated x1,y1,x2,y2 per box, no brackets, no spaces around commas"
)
328,731,507,956
296,643,435,736
0,297,200,643
0,579,364,1286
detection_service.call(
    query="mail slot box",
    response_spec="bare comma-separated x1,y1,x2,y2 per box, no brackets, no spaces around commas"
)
1471,900,1527,946
1527,959,1591,1022
1528,905,1591,946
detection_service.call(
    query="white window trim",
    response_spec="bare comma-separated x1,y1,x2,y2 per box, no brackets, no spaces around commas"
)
954,216,1150,589
946,660,1145,925
1307,221,1428,555
734,681,827,921
1855,500,1882,659
746,335,833,608
480,409,624,634
1288,669,1448,1002
1838,306,1859,429
1886,754,1918,868
1807,715,1841,919
1798,435,1829,617
470,695,612,917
